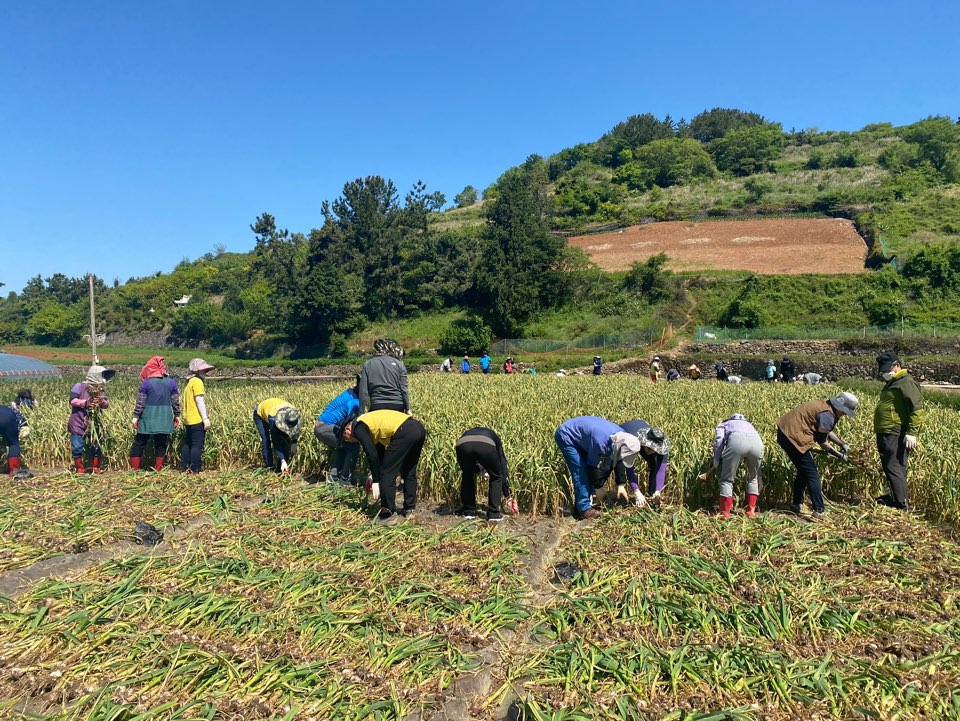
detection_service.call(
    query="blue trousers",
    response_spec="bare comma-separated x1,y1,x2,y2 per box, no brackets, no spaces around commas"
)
555,430,593,513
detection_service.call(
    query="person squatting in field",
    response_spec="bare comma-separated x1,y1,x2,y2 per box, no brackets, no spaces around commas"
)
130,357,180,471
314,375,361,485
0,404,30,476
180,358,215,473
618,420,670,507
359,339,410,413
777,392,858,517
698,413,764,518
254,398,301,474
874,351,924,510
554,416,643,520
69,364,115,474
345,409,426,524
455,426,516,522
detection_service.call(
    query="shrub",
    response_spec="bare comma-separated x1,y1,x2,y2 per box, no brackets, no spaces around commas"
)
439,317,492,356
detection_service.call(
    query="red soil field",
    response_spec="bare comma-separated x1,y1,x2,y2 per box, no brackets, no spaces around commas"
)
568,218,868,274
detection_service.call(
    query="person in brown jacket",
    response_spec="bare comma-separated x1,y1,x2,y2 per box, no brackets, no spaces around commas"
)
776,392,858,517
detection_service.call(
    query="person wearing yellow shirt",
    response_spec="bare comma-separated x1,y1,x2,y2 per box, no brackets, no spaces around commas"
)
180,358,215,473
344,409,425,523
254,397,302,473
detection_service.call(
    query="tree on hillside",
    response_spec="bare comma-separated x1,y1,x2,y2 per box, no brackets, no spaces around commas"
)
709,123,784,176
624,253,671,303
475,171,567,336
454,185,478,208
900,117,960,182
597,113,675,167
684,108,767,143
612,138,717,190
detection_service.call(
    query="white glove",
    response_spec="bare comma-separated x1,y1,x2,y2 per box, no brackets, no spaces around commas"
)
633,490,647,508
279,459,289,474
840,443,850,454
904,435,918,450
616,485,630,503
370,482,381,501
202,419,211,430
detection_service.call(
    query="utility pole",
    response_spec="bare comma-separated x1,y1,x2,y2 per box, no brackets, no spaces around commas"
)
88,274,99,365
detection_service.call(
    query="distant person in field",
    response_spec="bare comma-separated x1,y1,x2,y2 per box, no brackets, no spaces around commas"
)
180,358,215,474
593,356,603,376
779,356,796,382
618,420,670,507
440,357,452,373
777,392,858,517
714,360,729,382
130,357,180,472
480,351,492,374
0,405,30,477
874,352,924,510
554,416,643,520
765,360,778,382
799,372,823,385
359,339,410,413
503,356,514,374
14,389,37,410
454,427,515,522
666,368,681,382
687,364,702,381
69,364,115,474
253,398,301,474
344,409,426,524
698,413,764,518
650,356,663,382
314,375,361,485
461,355,471,374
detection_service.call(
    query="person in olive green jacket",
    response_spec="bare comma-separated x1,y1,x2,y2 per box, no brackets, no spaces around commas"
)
873,352,924,509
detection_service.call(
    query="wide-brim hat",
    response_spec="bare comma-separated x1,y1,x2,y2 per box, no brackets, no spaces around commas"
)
189,358,216,374
638,427,670,456
828,392,859,418
275,407,302,439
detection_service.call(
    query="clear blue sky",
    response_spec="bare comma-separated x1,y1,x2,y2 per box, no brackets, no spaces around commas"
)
2,0,957,293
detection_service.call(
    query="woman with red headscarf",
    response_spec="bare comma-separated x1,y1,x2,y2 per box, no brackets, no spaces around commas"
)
130,356,181,471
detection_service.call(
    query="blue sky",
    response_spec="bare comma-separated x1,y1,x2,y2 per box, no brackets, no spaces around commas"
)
1,0,957,293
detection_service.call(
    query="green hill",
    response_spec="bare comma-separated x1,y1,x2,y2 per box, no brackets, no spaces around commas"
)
3,109,960,359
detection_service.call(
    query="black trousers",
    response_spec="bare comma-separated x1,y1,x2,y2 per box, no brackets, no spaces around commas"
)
877,433,909,508
131,433,170,463
180,423,206,472
356,418,425,515
456,440,504,514
777,428,825,513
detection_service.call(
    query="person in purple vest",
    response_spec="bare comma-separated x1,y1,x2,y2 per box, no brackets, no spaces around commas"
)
554,416,643,520
617,420,670,507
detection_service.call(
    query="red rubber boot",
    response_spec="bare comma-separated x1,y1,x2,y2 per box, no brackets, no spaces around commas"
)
130,457,141,471
74,457,86,474
719,496,734,519
92,457,103,474
745,493,759,517
153,457,164,472
8,457,21,476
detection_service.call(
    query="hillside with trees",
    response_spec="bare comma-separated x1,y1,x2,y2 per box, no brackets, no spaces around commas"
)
2,109,960,356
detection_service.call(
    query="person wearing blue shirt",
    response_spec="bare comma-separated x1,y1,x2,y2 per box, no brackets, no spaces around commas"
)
554,416,643,519
461,355,471,374
313,377,362,485
480,353,492,374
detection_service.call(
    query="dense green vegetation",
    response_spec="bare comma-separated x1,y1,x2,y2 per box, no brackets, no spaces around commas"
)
2,110,959,358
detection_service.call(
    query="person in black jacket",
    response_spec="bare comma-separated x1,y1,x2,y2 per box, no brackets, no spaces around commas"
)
779,356,796,382
454,427,515,522
714,361,729,382
359,338,410,413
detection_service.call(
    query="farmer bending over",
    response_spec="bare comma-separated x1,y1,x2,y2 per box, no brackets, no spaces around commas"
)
455,427,515,522
314,375,361,485
618,420,670,507
254,398,301,474
698,413,764,518
0,405,30,476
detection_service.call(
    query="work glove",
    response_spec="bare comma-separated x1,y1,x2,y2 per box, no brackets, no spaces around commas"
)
616,485,630,503
505,497,519,514
839,453,849,463
173,418,181,429
840,443,850,454
633,490,647,508
279,459,289,474
904,435,918,450
202,419,211,430
370,482,381,501
131,418,139,431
